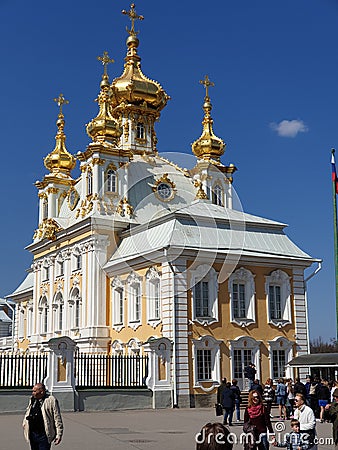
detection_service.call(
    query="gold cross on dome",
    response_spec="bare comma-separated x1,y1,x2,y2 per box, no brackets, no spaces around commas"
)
53,93,69,115
200,75,215,99
97,51,114,75
122,3,144,36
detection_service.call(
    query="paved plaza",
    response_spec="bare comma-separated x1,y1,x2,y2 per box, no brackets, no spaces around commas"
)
0,407,334,450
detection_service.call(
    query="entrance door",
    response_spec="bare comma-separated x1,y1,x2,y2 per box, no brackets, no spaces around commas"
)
233,349,252,391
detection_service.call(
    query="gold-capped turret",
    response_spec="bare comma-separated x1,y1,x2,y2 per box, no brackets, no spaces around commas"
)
86,51,122,143
44,94,76,176
191,75,225,164
111,3,169,112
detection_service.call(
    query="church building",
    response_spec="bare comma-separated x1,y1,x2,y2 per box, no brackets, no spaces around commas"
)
8,4,315,407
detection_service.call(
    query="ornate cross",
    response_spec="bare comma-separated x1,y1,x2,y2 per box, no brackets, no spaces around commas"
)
97,51,114,75
54,93,69,115
199,75,215,99
122,3,144,36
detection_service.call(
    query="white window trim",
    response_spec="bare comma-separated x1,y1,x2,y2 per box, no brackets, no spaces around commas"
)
127,271,142,331
146,267,161,328
52,292,64,333
212,182,224,206
192,335,222,390
111,277,125,332
18,305,25,340
111,339,124,355
38,296,48,335
265,269,292,327
127,338,141,355
228,267,256,327
268,337,294,382
69,287,81,330
27,300,33,337
190,265,218,325
229,335,262,388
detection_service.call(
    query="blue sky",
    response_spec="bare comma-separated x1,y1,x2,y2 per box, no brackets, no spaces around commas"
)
1,0,337,341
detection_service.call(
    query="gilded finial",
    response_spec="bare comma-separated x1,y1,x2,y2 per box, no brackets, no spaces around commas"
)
200,75,214,100
122,3,144,36
54,93,69,116
97,51,114,77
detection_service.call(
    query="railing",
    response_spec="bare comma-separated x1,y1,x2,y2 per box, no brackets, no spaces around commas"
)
75,353,149,388
0,353,48,388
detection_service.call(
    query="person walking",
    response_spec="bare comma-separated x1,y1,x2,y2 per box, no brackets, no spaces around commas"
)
23,383,63,450
315,378,331,423
221,382,235,426
286,379,295,419
230,379,242,422
293,393,316,448
324,387,338,450
217,378,228,405
276,379,287,420
263,378,275,418
243,391,274,450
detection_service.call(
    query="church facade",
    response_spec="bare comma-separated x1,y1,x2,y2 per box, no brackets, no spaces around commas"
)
8,4,315,407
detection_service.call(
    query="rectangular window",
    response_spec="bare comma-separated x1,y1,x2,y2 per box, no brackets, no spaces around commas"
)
44,267,49,281
269,285,282,319
195,281,209,317
58,261,64,277
196,349,212,381
113,288,124,325
273,350,286,379
233,283,246,318
75,254,82,271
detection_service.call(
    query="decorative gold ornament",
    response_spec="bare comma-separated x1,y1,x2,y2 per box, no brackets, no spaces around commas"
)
152,173,176,202
34,218,63,241
44,94,76,177
122,3,144,37
194,180,208,200
191,75,225,163
86,51,122,143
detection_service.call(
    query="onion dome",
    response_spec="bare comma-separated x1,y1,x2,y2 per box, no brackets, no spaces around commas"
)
111,4,169,112
44,94,76,176
191,75,225,163
86,51,122,143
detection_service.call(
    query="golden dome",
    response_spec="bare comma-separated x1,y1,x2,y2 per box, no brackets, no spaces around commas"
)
44,94,76,176
191,76,225,163
111,4,169,112
86,52,122,143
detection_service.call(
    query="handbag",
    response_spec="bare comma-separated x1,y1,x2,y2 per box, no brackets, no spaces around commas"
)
215,403,223,416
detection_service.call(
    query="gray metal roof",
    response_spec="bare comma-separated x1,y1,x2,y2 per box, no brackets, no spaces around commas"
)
104,201,314,270
7,271,34,298
287,353,338,367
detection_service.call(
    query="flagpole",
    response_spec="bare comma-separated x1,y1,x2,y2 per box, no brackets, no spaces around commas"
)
331,149,338,342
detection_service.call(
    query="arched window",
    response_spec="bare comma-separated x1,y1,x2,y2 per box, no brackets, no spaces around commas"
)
87,169,93,196
212,184,223,206
229,267,256,326
54,292,64,331
111,277,124,329
39,296,48,334
42,197,48,220
127,272,142,329
146,267,161,326
69,287,81,329
107,169,117,193
136,122,145,139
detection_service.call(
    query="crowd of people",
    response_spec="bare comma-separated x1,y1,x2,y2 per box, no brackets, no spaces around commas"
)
207,371,338,450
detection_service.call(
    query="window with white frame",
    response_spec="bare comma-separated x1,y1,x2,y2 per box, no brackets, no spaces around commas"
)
73,249,82,271
27,301,33,337
106,167,117,193
111,277,124,330
127,272,142,328
268,337,293,381
18,306,25,339
53,292,64,331
57,258,64,277
212,184,223,206
265,270,291,327
39,296,48,334
43,264,49,281
69,287,81,329
229,267,256,326
192,336,221,387
190,265,218,325
136,122,145,139
42,197,48,220
87,169,93,196
146,267,161,326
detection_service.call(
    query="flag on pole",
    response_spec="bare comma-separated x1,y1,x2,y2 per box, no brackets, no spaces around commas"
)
332,151,338,194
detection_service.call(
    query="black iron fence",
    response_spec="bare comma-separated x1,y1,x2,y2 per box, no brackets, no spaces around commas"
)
0,353,48,388
75,353,149,388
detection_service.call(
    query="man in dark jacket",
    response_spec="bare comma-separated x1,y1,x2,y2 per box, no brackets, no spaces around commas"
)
325,387,338,449
244,363,256,390
221,382,235,426
294,378,307,397
217,378,227,404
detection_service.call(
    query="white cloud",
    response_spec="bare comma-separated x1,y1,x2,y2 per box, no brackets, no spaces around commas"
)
270,119,308,138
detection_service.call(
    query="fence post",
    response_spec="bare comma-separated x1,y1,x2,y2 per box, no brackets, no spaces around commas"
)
143,337,172,409
44,336,77,411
